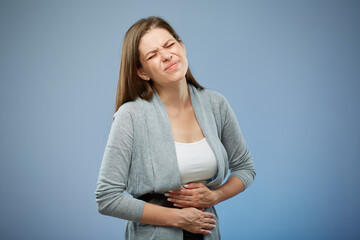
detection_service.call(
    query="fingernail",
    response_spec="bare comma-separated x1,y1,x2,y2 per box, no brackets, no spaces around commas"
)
164,193,169,197
183,184,189,188
173,203,178,207
167,198,172,201
168,190,173,193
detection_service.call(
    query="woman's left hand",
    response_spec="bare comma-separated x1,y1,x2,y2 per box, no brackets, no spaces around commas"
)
165,182,219,209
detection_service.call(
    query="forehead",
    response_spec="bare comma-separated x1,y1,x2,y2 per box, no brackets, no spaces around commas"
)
138,28,175,55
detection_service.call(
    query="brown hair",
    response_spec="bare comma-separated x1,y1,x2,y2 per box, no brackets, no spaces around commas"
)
114,16,204,112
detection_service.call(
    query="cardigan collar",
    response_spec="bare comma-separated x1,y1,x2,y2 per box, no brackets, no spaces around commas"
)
144,84,225,192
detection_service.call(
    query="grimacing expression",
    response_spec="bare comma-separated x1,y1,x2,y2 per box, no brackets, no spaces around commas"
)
137,28,188,88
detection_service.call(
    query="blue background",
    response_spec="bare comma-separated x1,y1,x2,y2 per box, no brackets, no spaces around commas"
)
1,0,359,239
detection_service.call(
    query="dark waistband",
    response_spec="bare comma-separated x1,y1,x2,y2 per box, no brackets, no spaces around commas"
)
137,193,177,208
138,193,204,239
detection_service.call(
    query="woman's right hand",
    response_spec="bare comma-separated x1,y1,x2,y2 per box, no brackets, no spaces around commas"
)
175,207,216,235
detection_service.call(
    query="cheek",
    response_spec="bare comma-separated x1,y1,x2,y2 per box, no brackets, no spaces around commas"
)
179,49,188,65
143,62,158,74
182,57,189,71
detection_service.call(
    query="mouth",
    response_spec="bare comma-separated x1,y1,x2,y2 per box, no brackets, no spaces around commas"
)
164,61,179,71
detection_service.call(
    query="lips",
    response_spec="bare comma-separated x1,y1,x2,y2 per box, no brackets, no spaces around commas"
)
164,61,179,71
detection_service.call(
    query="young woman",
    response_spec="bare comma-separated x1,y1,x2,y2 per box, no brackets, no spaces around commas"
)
95,16,255,240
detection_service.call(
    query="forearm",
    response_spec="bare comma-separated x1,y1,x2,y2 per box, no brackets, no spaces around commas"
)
212,176,245,205
140,202,180,227
140,202,215,234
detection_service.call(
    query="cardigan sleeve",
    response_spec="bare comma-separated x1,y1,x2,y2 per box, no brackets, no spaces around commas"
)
95,104,145,222
220,96,256,189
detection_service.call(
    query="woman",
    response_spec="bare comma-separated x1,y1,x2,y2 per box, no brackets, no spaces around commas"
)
95,16,255,240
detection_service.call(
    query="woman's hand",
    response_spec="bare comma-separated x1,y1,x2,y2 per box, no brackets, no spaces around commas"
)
165,182,219,209
175,207,215,235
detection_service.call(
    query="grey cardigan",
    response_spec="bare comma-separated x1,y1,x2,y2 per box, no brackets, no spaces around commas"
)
95,84,255,240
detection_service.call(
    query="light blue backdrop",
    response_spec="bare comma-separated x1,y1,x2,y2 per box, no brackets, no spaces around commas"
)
1,0,359,239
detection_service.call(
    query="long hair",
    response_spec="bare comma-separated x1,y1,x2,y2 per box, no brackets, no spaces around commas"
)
114,16,204,112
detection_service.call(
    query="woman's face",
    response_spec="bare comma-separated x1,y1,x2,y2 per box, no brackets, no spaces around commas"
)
137,28,188,88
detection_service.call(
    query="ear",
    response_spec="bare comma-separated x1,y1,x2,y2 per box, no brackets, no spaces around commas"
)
137,68,150,81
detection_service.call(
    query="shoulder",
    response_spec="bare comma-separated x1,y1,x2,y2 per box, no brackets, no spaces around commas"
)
195,87,230,111
201,88,227,101
112,100,142,123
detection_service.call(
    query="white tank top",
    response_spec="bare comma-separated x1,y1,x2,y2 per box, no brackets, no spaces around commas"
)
175,138,217,185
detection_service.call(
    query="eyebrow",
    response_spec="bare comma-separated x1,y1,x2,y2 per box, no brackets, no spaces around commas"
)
145,39,174,58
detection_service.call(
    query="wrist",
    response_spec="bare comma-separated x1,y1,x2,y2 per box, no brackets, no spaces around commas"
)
212,189,222,206
169,208,182,228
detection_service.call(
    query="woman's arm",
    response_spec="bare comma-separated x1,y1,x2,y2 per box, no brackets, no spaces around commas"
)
165,177,244,208
96,104,216,234
212,176,245,204
96,105,145,222
166,94,255,209
141,203,215,235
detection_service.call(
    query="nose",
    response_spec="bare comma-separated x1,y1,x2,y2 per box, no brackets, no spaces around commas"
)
159,49,172,61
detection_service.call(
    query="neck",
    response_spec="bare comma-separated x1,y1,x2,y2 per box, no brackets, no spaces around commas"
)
155,79,190,111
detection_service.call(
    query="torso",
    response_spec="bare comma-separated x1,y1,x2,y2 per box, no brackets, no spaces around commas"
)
175,138,217,185
168,103,217,185
167,103,204,143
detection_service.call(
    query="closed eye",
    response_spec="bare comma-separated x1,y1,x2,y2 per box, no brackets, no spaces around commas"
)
166,43,175,48
148,53,157,60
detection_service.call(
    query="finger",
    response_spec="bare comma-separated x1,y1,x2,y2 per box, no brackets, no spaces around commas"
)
171,195,204,206
166,192,193,201
167,196,195,203
167,185,188,194
197,229,212,235
202,223,216,230
184,182,204,189
203,218,216,224
167,189,180,194
202,212,215,218
182,183,196,189
173,203,187,208
171,199,199,208
166,188,192,197
177,188,193,196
